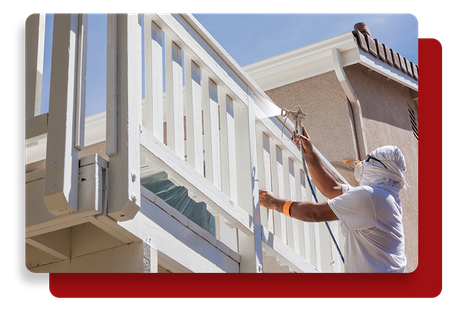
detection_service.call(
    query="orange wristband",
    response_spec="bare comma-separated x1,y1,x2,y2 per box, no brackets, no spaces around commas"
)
283,201,294,217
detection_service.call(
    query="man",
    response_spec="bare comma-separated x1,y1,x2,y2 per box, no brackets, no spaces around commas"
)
259,126,409,273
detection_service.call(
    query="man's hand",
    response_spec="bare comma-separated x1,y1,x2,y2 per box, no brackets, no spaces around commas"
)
291,125,313,153
259,190,284,213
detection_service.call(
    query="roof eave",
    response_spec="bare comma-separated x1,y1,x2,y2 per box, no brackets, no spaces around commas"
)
358,49,418,91
243,31,418,93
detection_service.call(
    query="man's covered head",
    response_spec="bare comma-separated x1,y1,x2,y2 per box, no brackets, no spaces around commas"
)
354,146,409,190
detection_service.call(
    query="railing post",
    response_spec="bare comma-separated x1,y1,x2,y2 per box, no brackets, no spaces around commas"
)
106,14,142,221
43,14,83,216
25,14,45,120
235,90,263,273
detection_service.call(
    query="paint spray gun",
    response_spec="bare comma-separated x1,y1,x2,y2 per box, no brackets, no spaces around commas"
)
281,106,340,258
280,105,345,265
280,106,306,150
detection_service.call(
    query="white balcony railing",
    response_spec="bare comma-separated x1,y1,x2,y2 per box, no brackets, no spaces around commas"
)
25,13,347,273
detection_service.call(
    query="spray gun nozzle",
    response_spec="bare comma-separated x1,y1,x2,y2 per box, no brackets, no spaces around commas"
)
280,106,306,138
281,106,306,120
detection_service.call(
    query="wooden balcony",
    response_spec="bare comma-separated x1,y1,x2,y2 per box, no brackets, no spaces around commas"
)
25,13,348,273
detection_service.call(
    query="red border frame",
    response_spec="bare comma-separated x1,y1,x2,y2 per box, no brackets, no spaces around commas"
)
49,38,442,298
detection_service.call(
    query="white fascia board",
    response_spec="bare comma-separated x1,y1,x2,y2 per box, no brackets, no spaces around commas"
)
243,32,359,91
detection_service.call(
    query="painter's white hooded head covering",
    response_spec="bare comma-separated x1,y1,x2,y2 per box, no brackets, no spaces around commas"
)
354,146,409,191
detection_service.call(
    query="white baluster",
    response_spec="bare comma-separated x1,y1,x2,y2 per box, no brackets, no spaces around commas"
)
165,37,184,158
144,17,164,141
202,74,221,189
184,57,204,174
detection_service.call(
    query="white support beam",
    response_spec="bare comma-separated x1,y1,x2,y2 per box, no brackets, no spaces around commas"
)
106,14,142,221
43,14,81,216
25,14,45,120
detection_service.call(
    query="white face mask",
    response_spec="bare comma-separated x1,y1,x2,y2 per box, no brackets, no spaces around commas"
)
354,161,364,184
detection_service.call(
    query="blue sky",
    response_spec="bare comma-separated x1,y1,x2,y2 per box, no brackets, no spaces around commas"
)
40,14,418,117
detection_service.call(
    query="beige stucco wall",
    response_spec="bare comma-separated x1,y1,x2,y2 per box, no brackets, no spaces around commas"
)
266,71,359,163
265,64,419,273
345,63,419,272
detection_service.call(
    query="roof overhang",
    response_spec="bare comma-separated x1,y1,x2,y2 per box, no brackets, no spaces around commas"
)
243,31,418,92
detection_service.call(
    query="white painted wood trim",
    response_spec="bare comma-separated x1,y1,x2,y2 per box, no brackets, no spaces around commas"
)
106,14,141,221
219,89,238,202
165,36,184,158
268,141,280,238
273,144,288,244
140,125,254,236
74,14,88,151
184,55,204,175
141,186,241,263
180,13,281,116
257,131,274,233
148,14,248,106
143,16,164,141
262,226,319,273
78,163,103,214
25,14,45,119
235,91,263,273
119,197,239,272
25,113,48,141
25,13,358,272
106,14,118,157
43,14,81,217
202,74,222,190
243,32,360,91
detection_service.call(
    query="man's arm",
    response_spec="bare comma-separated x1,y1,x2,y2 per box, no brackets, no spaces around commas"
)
291,126,343,199
259,190,338,222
